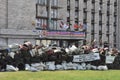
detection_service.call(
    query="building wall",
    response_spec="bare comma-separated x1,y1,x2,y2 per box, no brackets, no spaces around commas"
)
117,0,120,50
0,0,37,48
0,0,7,29
0,0,119,49
60,0,117,48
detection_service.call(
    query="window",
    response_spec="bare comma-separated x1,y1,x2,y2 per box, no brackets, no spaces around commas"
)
107,0,110,6
92,0,95,3
91,13,94,21
99,4,102,10
84,0,87,2
67,11,70,17
36,0,47,5
67,0,70,10
83,12,87,19
99,15,102,21
91,23,95,42
50,20,57,30
75,0,79,7
91,2,95,9
75,0,79,20
36,19,41,27
114,1,117,6
36,5,47,17
84,2,87,8
83,16,87,24
53,20,57,29
51,0,58,6
91,22,94,31
75,18,78,24
67,0,70,6
99,0,102,4
51,9,58,18
75,12,78,18
83,8,87,13
36,19,47,29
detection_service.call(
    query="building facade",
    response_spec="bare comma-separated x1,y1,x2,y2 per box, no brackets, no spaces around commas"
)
0,0,37,48
35,0,119,48
0,0,119,49
64,0,118,48
117,0,120,50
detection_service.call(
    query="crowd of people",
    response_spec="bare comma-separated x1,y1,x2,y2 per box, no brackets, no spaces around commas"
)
0,41,120,72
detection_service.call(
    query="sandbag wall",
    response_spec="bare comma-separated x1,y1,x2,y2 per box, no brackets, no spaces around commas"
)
0,45,120,72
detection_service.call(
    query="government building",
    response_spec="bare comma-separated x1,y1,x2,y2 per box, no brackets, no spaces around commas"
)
0,0,119,49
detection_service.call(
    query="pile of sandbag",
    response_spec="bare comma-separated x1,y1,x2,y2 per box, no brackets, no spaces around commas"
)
23,61,108,72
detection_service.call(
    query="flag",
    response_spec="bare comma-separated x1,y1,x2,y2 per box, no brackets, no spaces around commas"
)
60,21,69,30
63,24,69,30
74,24,79,29
60,21,64,28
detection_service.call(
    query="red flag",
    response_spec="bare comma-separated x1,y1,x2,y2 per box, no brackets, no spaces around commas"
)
74,24,79,29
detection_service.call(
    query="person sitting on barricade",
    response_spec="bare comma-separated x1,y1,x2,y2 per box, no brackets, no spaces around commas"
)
20,41,33,66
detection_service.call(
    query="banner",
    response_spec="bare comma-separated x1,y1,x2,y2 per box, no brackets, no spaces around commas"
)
35,30,85,39
73,53,100,62
106,55,115,64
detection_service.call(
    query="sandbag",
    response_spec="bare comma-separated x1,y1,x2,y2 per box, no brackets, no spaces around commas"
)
97,65,108,70
56,65,63,70
6,65,19,71
45,62,55,70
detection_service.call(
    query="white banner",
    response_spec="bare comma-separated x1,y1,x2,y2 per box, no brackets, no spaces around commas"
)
73,53,100,62
106,55,115,64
